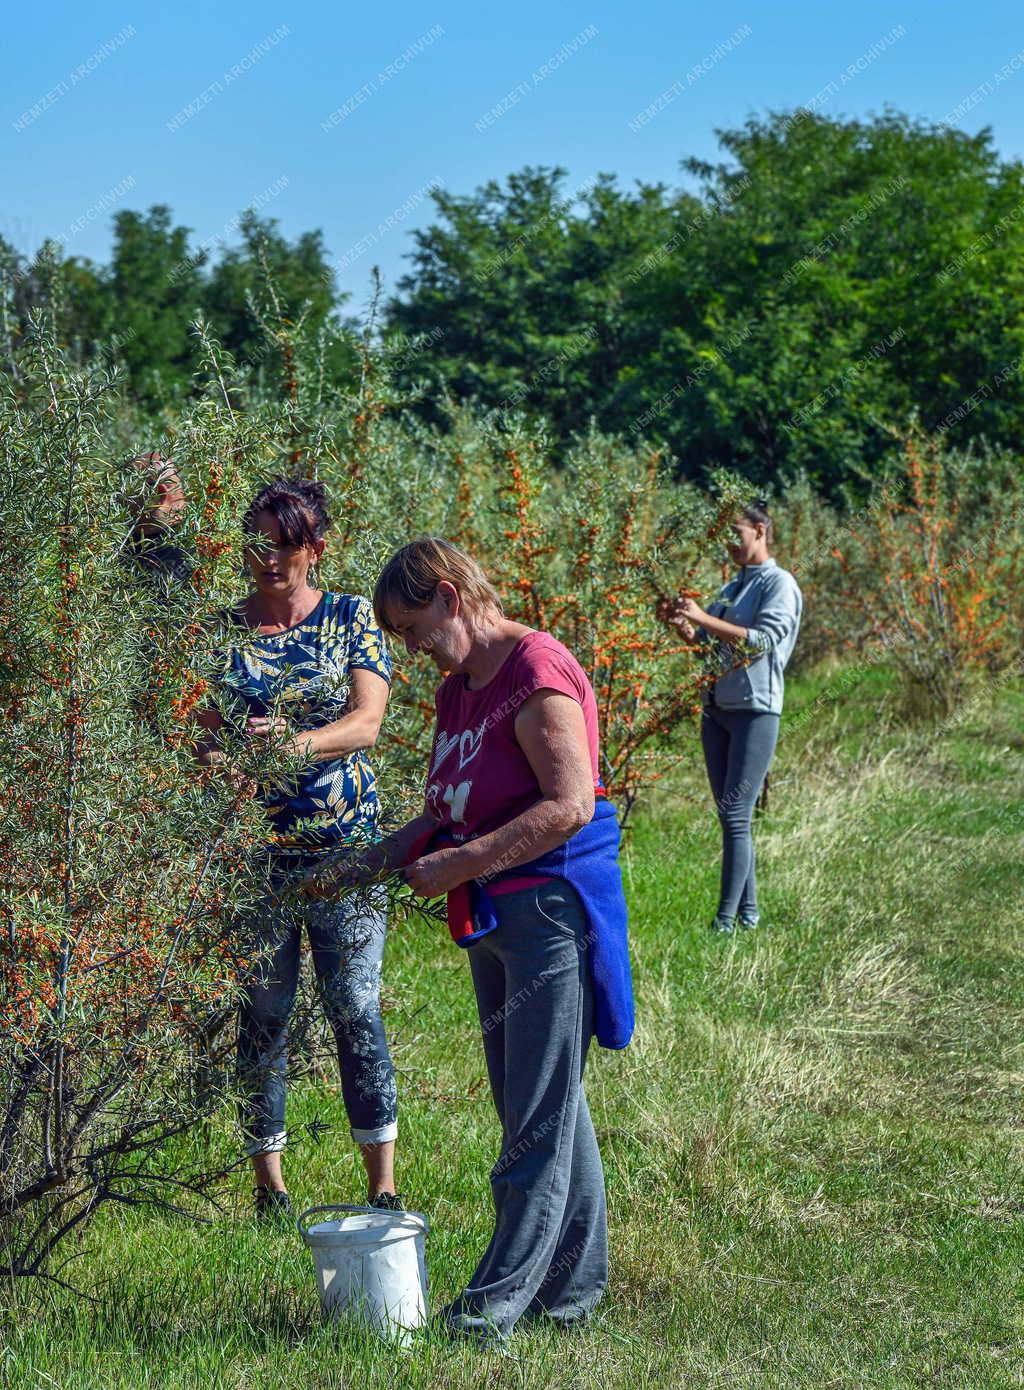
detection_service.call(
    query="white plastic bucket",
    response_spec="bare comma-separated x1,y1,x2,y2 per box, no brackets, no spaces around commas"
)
298,1204,430,1345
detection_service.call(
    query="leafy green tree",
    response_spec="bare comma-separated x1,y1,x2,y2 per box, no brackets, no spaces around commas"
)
59,256,116,362
107,206,207,400
386,114,1024,495
657,110,1024,491
0,240,121,377
202,211,353,387
6,109,1024,496
386,166,678,440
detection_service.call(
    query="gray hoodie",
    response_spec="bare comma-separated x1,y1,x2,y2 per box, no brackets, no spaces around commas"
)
702,558,802,714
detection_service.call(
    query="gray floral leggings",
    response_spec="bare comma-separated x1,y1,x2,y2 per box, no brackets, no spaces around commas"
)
237,886,397,1153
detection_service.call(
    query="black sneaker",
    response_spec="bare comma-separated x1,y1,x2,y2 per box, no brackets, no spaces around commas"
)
254,1186,294,1223
368,1191,405,1211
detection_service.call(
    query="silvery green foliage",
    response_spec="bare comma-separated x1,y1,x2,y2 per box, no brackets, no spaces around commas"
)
0,271,736,1276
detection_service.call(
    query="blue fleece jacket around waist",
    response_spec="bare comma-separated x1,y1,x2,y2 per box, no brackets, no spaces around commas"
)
462,798,635,1050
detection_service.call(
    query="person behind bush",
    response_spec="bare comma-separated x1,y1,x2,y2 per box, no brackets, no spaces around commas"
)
315,537,634,1348
658,499,802,934
122,450,193,592
193,478,400,1220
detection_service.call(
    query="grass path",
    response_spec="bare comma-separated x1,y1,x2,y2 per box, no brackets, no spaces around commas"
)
3,667,1022,1389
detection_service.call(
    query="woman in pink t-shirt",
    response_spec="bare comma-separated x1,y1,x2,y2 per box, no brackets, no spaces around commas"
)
368,537,614,1348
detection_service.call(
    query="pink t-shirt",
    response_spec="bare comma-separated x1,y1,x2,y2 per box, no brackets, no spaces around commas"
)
426,631,601,854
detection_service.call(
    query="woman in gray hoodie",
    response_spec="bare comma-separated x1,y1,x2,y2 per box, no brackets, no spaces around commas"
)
660,501,802,934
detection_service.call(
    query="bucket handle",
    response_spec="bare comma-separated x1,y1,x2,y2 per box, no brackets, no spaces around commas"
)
297,1203,429,1242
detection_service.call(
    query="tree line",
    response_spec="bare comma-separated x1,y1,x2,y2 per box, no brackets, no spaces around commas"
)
3,109,1024,496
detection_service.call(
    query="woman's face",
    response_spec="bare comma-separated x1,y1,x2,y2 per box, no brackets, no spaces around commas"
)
385,584,470,673
244,509,324,597
132,455,186,535
726,517,764,566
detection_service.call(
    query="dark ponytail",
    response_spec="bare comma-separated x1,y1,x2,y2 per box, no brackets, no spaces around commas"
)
741,496,774,547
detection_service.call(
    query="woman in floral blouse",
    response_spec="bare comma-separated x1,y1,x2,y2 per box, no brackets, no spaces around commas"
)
195,478,399,1220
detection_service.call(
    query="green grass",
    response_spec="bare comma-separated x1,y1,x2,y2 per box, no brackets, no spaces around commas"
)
3,665,1023,1389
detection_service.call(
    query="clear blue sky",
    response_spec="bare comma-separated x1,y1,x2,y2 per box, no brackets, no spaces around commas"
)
4,0,1023,314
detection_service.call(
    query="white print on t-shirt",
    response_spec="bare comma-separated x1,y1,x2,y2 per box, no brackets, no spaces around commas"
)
427,680,542,827
443,780,471,822
430,730,460,775
425,778,471,823
429,681,535,780
426,727,484,826
430,723,485,776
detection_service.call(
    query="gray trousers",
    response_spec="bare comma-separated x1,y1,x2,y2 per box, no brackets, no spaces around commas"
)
700,706,780,923
447,879,608,1339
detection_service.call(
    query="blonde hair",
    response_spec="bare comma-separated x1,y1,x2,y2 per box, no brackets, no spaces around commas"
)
373,537,503,635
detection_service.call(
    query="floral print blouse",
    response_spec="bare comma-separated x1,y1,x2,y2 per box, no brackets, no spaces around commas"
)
218,592,392,864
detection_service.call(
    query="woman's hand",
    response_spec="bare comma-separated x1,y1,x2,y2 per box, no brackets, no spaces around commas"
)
302,857,363,900
195,745,258,800
278,669,390,765
245,715,289,741
403,849,467,898
655,595,697,640
677,596,710,628
246,715,317,765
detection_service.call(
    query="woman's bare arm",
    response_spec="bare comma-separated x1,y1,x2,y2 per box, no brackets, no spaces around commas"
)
303,810,437,898
246,668,390,761
403,690,594,897
689,610,748,644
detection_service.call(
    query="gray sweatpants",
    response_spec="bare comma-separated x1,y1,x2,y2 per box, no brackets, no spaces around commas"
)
445,878,608,1340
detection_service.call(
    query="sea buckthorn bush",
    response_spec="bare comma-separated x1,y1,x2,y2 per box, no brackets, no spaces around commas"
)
0,329,273,1276
6,260,1016,1278
771,473,850,670
0,284,736,1275
821,431,1024,712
